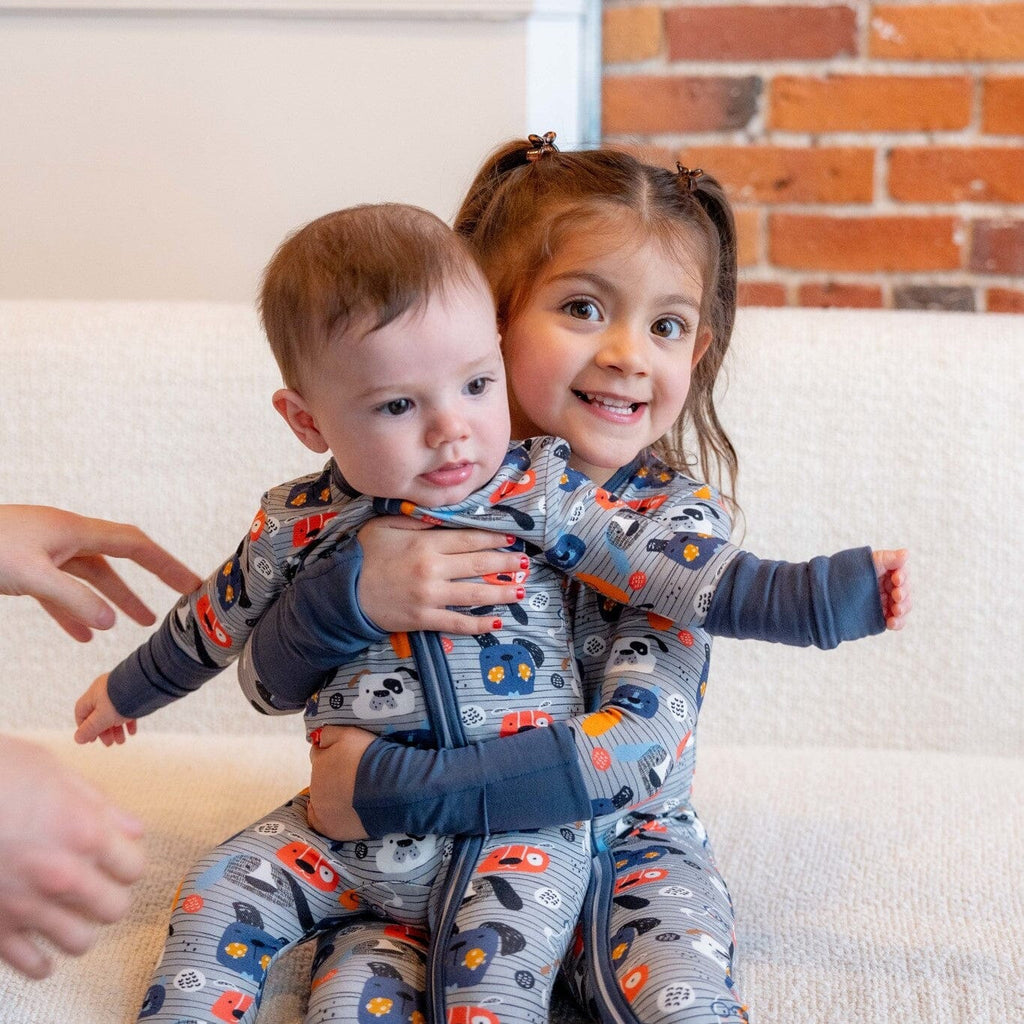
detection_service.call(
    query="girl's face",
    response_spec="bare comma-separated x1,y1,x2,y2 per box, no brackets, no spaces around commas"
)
502,220,711,485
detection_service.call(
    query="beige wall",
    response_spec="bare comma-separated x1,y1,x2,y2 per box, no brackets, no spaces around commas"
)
1,1,598,300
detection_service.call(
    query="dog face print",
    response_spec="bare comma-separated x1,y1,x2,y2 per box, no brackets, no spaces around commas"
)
351,668,418,720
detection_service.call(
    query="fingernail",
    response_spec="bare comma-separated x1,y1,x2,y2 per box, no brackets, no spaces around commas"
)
515,587,525,600
520,555,530,569
492,618,503,630
506,535,516,545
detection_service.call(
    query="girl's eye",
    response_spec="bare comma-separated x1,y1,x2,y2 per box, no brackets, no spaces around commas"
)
563,299,601,322
381,398,412,416
465,376,491,397
651,317,685,341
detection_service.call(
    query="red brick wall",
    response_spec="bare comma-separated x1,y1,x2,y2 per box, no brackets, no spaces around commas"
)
602,1,1024,312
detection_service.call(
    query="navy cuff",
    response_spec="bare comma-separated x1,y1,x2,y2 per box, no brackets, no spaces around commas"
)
107,612,220,717
706,545,885,649
353,722,593,837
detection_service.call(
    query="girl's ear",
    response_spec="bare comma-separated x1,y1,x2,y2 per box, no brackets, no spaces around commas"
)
273,388,329,454
692,326,713,368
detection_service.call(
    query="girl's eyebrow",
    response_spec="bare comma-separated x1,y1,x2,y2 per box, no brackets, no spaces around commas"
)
549,269,701,314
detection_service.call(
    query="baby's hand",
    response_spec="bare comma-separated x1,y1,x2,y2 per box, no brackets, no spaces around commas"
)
872,549,912,630
74,673,137,746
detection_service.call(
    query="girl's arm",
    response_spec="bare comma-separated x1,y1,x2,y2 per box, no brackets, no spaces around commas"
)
307,544,908,840
394,438,898,646
242,517,527,711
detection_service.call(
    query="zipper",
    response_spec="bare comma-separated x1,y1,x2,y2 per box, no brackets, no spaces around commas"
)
407,630,479,1024
428,832,484,1024
582,849,638,1024
409,631,466,748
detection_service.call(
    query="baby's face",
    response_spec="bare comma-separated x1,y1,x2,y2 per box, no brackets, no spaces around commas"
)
305,276,510,507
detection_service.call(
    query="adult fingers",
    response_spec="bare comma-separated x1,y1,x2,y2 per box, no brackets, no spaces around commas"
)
30,571,115,639
0,930,53,980
27,899,102,958
61,555,156,626
66,517,202,596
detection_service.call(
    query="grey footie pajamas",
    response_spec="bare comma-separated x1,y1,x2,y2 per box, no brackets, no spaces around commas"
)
113,438,882,1024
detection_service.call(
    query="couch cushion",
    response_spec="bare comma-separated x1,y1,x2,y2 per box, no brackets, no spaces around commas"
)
0,734,1019,1022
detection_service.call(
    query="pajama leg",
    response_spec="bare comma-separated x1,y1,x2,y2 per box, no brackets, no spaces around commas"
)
304,920,429,1024
435,824,592,1024
565,809,748,1024
137,792,361,1024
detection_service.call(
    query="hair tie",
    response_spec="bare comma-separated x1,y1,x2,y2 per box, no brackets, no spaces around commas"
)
526,131,558,163
676,164,704,192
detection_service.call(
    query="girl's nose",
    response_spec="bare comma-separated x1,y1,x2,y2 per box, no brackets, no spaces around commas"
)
595,325,649,375
426,408,470,449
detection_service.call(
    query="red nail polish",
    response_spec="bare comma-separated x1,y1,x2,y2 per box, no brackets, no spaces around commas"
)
506,535,516,545
515,587,525,600
492,618,503,630
520,555,530,569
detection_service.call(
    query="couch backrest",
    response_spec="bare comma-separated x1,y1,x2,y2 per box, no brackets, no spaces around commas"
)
0,301,1019,755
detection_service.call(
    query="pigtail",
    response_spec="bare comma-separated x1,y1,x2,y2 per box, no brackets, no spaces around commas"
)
690,173,739,509
455,139,536,240
651,170,739,512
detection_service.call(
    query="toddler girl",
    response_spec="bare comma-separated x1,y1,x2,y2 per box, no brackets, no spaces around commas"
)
248,137,910,1024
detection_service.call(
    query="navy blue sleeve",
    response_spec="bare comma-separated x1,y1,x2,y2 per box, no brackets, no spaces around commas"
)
348,546,886,838
352,722,593,837
107,611,221,717
705,546,885,648
248,534,390,706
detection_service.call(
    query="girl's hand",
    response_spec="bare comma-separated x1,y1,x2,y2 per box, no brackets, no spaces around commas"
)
73,673,137,747
307,726,376,841
872,548,912,630
357,518,527,635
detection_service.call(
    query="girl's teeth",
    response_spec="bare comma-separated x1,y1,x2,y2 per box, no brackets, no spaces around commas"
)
577,391,639,412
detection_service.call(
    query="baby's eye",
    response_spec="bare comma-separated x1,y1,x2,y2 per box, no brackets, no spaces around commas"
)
563,299,601,322
651,317,685,340
465,376,492,397
380,398,413,416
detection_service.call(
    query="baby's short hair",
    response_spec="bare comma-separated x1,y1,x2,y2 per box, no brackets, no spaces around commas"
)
261,203,484,388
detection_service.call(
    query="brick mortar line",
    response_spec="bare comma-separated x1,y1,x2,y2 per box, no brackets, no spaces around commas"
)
604,131,1024,148
742,204,1024,215
602,60,1024,75
603,0,1024,8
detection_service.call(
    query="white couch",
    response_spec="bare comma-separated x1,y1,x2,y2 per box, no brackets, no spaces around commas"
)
0,301,1021,1023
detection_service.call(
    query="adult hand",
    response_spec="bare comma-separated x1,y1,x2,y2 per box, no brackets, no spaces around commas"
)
0,736,146,979
307,725,376,841
0,505,201,641
357,517,526,635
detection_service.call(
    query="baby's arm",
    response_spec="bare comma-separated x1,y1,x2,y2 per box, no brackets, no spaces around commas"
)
74,467,374,737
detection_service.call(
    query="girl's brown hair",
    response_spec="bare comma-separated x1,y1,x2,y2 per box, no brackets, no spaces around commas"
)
454,140,739,503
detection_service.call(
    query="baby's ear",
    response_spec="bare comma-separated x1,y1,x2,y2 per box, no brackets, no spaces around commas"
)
272,388,329,454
